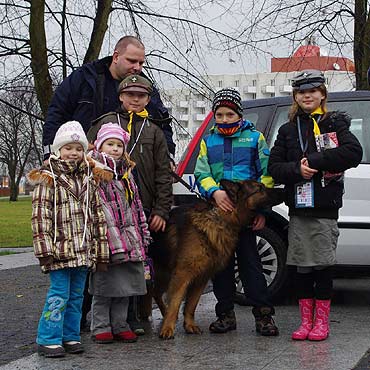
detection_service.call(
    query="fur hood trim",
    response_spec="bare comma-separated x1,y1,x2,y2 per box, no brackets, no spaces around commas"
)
325,111,351,128
27,156,113,187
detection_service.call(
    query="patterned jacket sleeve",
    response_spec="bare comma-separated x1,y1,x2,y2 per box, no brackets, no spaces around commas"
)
91,186,109,264
256,133,274,188
194,138,219,198
31,184,54,259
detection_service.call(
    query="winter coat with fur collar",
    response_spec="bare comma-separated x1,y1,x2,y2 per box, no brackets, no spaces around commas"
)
89,150,151,264
87,108,173,221
27,156,112,273
268,111,363,219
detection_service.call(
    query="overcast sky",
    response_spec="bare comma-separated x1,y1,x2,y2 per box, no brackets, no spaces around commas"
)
0,0,355,91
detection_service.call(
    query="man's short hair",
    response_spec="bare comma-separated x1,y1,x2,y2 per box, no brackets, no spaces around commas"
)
114,36,144,53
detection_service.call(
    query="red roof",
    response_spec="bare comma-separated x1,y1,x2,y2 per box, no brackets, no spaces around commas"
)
293,45,321,57
271,45,355,72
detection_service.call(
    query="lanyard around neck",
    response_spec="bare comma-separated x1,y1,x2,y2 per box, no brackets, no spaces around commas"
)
297,115,321,157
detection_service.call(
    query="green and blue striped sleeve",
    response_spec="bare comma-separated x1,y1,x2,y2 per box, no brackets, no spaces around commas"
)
194,139,219,198
258,133,274,189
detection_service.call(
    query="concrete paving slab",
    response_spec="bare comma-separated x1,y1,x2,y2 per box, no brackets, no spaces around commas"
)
1,281,370,370
0,251,37,270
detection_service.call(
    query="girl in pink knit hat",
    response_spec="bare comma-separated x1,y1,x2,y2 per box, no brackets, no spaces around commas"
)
88,123,151,344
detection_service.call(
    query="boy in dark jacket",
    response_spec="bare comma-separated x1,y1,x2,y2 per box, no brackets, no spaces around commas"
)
88,74,172,335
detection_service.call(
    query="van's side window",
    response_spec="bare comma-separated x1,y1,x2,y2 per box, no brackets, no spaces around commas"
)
267,107,289,147
328,101,370,163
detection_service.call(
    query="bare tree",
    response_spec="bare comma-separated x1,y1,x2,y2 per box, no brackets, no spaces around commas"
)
1,0,367,117
0,0,368,187
0,86,43,201
238,0,370,90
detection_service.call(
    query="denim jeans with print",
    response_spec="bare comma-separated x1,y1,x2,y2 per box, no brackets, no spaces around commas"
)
36,267,88,345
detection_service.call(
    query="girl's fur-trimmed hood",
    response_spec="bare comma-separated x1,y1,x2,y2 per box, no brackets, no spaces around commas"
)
27,156,114,187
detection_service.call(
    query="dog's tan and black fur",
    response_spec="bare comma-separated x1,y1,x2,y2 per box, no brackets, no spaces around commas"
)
147,179,283,339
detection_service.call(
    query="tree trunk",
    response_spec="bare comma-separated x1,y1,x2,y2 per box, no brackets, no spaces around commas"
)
83,0,113,64
354,0,370,90
29,0,53,116
9,183,18,202
8,160,18,201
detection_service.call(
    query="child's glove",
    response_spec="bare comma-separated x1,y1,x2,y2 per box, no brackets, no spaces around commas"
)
38,255,53,266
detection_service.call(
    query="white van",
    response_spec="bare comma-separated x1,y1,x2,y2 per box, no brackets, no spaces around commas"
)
173,91,370,301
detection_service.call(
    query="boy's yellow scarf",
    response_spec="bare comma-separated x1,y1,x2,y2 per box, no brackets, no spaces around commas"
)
127,109,149,134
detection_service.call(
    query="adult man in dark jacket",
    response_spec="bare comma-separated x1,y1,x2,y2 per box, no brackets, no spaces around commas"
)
43,36,175,160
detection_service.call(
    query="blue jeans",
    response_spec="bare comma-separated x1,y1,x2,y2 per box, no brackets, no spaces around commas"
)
37,267,88,345
213,229,273,317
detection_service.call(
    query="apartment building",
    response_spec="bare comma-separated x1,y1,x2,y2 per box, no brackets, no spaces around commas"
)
164,41,355,139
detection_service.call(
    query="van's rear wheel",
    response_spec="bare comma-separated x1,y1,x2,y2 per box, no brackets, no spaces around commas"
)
234,226,288,305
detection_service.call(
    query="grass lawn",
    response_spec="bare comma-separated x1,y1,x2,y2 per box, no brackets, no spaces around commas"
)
0,250,17,256
0,197,33,247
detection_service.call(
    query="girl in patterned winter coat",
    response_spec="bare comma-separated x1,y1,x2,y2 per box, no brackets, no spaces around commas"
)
88,123,151,344
27,121,110,358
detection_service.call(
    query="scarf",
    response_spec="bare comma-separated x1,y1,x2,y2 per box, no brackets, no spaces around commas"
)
216,119,242,136
310,107,325,136
127,109,149,134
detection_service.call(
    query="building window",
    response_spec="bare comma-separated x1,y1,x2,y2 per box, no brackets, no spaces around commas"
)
252,93,256,99
218,80,223,88
252,79,257,86
234,80,239,87
270,79,275,86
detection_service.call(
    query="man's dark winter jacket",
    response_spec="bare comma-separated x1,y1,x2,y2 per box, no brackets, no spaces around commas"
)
268,111,363,219
43,56,175,158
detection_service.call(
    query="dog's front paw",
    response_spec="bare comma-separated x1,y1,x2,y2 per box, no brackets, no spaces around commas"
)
159,326,175,340
184,323,202,335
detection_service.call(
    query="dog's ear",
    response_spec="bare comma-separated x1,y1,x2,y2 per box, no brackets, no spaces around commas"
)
220,179,241,203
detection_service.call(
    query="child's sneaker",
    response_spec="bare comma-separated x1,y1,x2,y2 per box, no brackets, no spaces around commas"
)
37,344,65,358
128,319,145,335
93,332,114,344
63,341,84,354
113,330,138,342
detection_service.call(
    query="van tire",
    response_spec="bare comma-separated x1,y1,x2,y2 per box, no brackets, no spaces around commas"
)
234,226,288,305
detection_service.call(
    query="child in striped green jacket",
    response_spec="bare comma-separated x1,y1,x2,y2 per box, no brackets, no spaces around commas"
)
194,88,279,336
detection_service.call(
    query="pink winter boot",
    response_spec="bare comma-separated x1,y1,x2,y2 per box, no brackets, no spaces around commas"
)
308,299,331,341
292,298,314,340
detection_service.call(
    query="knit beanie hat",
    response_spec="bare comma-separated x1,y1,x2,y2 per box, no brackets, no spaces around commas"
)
95,123,131,151
212,88,243,117
51,121,88,157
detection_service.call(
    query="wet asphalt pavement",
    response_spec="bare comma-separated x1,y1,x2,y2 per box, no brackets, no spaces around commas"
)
1,253,370,370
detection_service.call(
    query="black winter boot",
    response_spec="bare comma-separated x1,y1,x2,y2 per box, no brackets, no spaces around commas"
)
252,307,279,336
209,310,237,333
127,296,145,335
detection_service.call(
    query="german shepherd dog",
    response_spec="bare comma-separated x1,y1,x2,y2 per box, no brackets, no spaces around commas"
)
148,179,283,339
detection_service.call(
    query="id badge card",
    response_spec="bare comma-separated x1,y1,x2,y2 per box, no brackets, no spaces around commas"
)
295,180,314,208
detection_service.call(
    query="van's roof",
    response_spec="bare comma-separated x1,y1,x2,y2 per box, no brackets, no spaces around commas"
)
242,90,370,109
